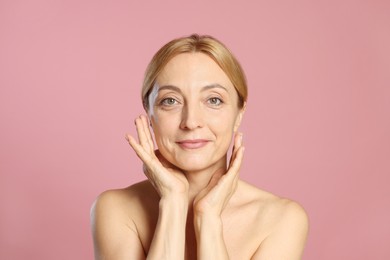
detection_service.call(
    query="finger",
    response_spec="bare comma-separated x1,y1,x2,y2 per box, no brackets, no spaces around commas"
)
135,116,154,154
199,171,224,202
135,116,148,147
206,169,229,195
127,135,167,184
155,150,176,170
226,146,245,182
141,115,155,153
142,163,154,180
126,134,154,166
209,169,224,187
126,133,146,159
229,132,243,167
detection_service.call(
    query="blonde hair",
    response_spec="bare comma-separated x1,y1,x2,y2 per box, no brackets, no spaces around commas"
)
142,34,248,110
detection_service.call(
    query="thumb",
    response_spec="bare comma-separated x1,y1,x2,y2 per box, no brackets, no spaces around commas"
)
207,169,225,189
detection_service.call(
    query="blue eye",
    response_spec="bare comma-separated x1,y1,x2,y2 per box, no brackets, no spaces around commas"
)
208,97,223,106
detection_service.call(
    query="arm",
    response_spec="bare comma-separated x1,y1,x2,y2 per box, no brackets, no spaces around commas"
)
251,201,309,260
91,189,188,260
127,115,189,259
194,214,229,259
90,190,146,260
193,132,244,259
146,196,188,260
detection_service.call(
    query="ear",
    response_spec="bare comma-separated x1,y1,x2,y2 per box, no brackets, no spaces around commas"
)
233,102,246,132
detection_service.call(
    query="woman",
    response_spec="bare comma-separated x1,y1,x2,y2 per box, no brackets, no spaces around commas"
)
91,34,308,260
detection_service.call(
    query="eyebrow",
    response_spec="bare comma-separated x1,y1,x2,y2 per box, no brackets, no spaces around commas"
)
201,84,229,93
158,85,182,93
158,84,229,93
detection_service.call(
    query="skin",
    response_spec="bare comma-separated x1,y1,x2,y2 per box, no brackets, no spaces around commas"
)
91,53,309,259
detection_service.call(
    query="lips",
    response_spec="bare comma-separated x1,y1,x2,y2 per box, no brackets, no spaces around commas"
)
176,139,210,149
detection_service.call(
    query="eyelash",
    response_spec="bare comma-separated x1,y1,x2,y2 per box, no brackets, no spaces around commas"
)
207,97,223,106
159,97,179,106
158,97,224,107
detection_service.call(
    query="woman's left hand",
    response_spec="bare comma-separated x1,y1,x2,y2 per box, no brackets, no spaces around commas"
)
193,132,245,218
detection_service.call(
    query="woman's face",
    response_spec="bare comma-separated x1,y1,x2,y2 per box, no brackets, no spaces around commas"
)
149,52,244,172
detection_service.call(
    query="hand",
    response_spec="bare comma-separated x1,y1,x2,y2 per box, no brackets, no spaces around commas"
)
193,132,245,217
126,115,189,198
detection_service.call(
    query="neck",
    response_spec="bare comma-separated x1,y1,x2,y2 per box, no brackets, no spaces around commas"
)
183,155,227,202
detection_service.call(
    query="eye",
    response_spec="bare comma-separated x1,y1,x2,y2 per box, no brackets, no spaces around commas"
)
208,97,223,106
160,97,178,106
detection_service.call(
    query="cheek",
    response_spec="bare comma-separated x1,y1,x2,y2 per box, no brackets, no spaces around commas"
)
151,114,177,145
150,119,179,165
207,109,238,133
206,112,237,152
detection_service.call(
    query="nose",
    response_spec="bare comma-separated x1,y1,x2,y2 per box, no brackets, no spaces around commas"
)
179,103,204,130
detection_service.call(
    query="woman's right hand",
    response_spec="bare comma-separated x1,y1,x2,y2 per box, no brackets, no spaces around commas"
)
126,115,189,198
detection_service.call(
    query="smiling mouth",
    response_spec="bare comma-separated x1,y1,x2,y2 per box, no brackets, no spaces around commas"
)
176,139,210,149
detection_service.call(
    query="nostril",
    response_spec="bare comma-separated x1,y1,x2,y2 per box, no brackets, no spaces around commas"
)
180,113,203,130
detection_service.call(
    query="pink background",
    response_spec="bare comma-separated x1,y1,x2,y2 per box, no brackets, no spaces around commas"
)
1,0,389,259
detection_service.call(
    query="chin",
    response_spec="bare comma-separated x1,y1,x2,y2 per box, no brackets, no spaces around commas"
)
171,154,226,173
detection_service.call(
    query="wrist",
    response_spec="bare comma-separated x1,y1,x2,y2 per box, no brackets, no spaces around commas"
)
194,214,228,259
194,213,223,234
159,195,188,211
194,209,221,221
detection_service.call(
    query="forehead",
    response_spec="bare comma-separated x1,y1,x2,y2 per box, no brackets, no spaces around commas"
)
156,53,234,91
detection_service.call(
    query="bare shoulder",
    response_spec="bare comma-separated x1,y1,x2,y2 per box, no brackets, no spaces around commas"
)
91,180,158,222
234,180,309,259
90,181,158,259
92,180,157,205
236,180,308,224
